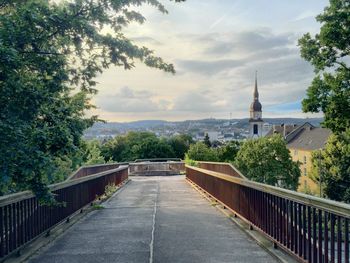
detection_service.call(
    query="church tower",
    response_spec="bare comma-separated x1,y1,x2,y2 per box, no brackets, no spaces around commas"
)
249,72,264,138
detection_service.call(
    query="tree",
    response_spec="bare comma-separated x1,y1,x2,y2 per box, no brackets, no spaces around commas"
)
101,132,157,162
217,140,241,162
185,142,219,162
83,140,105,165
203,133,211,147
0,0,183,202
298,0,350,134
311,130,350,203
137,137,175,159
101,132,192,162
234,135,300,190
168,134,193,159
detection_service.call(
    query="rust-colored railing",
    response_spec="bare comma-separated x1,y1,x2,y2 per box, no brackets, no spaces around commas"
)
129,161,185,176
67,162,127,180
0,166,128,260
197,161,246,179
186,165,350,263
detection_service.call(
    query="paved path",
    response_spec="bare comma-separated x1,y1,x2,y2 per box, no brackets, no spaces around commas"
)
29,176,277,263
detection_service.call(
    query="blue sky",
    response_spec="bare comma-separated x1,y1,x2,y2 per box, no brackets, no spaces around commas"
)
90,0,328,121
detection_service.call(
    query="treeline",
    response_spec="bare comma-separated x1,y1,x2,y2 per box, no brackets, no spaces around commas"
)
87,132,300,191
100,132,193,161
186,135,300,191
84,132,240,163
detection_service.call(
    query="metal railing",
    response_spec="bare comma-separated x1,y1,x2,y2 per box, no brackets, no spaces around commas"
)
0,166,128,260
66,162,127,180
186,165,350,263
197,161,247,179
134,158,182,163
129,161,185,176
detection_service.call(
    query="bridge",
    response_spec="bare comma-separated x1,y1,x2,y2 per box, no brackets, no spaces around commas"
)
0,161,349,263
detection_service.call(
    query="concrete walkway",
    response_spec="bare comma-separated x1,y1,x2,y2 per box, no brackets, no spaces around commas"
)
28,176,277,263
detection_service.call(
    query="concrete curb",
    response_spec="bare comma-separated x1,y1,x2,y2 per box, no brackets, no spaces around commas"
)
3,179,131,263
186,178,297,263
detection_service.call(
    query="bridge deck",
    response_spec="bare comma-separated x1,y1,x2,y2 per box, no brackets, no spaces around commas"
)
29,176,277,263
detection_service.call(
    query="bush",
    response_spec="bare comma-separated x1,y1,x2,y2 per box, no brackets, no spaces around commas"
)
235,135,300,190
185,142,219,162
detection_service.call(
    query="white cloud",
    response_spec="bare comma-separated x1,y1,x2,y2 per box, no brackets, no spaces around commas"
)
88,0,327,121
95,86,160,113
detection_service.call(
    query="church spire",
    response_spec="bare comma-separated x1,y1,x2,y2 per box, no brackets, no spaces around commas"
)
250,70,262,113
253,70,259,100
249,71,264,139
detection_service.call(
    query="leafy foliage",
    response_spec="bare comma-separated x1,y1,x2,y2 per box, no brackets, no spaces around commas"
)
82,140,105,165
101,132,192,161
0,0,183,202
298,0,350,133
185,142,219,162
203,133,211,147
234,135,300,190
311,130,350,202
217,140,241,162
168,134,194,159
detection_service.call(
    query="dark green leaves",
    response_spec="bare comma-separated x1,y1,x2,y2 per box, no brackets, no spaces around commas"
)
234,135,300,190
313,129,350,202
298,0,350,134
0,0,183,202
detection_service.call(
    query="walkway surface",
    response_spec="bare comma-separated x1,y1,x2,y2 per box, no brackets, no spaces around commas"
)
28,176,277,263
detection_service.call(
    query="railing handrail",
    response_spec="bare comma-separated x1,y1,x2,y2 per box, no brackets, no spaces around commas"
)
0,166,128,207
187,165,350,218
66,162,128,181
129,161,184,165
134,158,182,162
196,161,247,179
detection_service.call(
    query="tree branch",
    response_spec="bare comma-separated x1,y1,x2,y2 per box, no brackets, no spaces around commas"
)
19,51,63,56
334,61,350,71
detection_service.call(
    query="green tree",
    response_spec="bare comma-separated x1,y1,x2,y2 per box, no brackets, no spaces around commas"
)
168,134,193,159
101,132,186,161
203,133,211,147
101,132,157,162
217,140,241,162
185,142,219,162
311,130,350,202
83,140,105,165
298,0,350,134
137,137,175,159
0,0,183,201
234,135,300,190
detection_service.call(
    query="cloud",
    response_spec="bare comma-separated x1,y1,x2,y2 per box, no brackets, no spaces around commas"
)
118,86,154,99
172,91,228,112
292,11,318,22
130,36,162,45
176,59,242,75
203,30,292,56
91,6,323,121
265,101,301,112
96,86,160,113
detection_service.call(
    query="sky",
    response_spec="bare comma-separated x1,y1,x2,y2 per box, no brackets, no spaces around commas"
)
90,0,329,122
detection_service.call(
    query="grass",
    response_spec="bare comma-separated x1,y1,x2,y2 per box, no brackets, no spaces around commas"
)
92,204,104,210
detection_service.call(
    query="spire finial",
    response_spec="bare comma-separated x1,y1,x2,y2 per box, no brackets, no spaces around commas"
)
254,70,259,100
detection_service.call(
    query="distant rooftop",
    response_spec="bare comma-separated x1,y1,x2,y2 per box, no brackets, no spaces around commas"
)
266,122,331,150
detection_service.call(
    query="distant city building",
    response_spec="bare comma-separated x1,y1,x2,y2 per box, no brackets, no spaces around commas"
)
206,131,219,142
266,122,331,194
249,72,264,138
262,122,272,136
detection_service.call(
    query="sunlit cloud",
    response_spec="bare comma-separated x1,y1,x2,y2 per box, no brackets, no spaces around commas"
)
89,0,328,121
